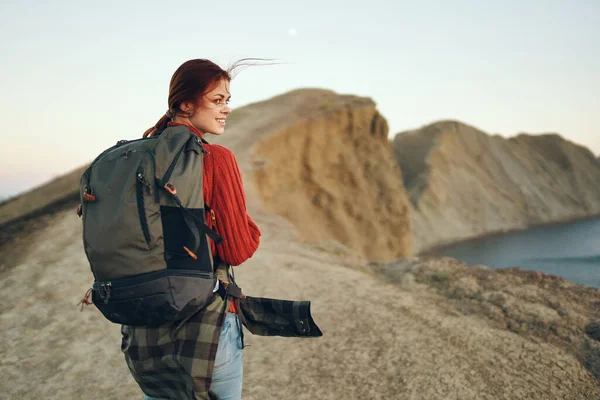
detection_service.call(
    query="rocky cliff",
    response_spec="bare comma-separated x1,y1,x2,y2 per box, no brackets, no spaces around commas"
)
393,120,600,253
249,89,412,262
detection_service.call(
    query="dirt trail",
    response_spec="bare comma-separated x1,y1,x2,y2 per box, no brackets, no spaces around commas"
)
0,206,597,399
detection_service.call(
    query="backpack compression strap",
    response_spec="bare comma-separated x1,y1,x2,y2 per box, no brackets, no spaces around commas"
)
163,183,224,251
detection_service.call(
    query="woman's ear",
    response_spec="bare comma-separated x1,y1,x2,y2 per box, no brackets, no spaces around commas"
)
179,101,194,115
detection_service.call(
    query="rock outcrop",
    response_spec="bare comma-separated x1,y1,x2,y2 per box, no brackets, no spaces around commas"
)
249,89,412,262
393,120,600,253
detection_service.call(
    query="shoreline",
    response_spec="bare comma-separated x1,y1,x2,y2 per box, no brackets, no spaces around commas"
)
419,213,600,257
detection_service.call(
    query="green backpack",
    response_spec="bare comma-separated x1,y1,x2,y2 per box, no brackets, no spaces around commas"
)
79,125,223,326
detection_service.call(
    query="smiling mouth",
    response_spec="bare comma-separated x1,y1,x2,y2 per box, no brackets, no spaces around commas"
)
216,118,226,125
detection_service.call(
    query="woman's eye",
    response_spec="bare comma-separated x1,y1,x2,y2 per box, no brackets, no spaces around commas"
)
214,99,221,104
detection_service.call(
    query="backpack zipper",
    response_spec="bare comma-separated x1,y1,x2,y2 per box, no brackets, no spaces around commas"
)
137,150,158,203
89,136,158,168
96,269,213,291
88,146,159,203
136,173,152,246
98,282,112,304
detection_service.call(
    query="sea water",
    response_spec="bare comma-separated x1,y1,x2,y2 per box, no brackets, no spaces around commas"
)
440,217,600,288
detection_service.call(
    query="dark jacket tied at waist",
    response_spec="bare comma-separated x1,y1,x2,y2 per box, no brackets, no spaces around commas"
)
122,267,322,400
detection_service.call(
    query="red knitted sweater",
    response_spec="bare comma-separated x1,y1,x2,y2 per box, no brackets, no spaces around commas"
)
168,123,261,267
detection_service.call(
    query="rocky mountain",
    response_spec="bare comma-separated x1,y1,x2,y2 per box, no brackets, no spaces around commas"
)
249,89,412,262
393,120,600,253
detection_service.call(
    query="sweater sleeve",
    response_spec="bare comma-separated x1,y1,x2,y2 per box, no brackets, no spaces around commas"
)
208,145,261,266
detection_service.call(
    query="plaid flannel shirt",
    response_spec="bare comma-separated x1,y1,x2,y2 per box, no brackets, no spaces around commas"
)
121,264,322,400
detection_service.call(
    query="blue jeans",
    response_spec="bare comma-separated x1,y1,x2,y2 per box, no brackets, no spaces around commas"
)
144,312,244,400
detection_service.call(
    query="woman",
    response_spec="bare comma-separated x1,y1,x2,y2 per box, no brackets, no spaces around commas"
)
121,59,322,400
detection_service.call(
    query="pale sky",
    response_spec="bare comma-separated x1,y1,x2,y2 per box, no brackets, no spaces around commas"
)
1,0,598,198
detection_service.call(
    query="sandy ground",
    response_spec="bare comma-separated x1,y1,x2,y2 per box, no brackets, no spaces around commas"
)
1,207,598,400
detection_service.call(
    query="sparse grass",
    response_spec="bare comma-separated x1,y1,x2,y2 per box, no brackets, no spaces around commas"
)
430,271,449,282
586,322,600,341
582,339,600,382
372,257,600,387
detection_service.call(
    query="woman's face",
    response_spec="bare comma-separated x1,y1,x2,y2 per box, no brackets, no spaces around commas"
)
186,79,232,136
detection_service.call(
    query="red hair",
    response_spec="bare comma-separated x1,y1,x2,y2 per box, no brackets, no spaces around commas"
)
143,59,231,137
